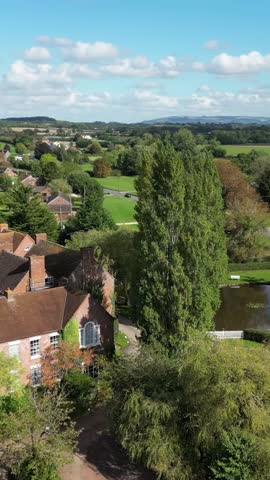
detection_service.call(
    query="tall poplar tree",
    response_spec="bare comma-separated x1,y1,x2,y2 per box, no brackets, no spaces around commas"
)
134,140,192,349
175,129,227,330
134,133,227,349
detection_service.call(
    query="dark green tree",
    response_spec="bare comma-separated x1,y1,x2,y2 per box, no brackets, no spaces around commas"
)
8,184,58,240
175,129,227,330
134,140,192,348
75,180,115,231
257,165,270,202
67,172,92,194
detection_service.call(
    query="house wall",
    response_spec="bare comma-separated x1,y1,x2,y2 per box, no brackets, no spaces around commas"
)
48,196,70,206
13,272,30,294
72,295,114,353
14,235,35,257
0,332,52,384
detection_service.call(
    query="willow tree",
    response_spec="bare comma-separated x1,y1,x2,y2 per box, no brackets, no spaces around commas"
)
134,133,227,349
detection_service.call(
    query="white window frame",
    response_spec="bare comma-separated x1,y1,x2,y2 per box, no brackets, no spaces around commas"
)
79,322,101,348
30,364,41,387
8,340,20,358
49,332,60,350
30,336,41,359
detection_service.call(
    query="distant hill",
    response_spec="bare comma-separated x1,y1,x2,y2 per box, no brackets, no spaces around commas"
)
143,116,270,125
1,116,56,123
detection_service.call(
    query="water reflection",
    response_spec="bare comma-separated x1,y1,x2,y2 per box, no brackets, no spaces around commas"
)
215,285,270,330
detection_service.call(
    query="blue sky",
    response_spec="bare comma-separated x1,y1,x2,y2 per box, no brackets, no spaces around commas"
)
1,0,270,122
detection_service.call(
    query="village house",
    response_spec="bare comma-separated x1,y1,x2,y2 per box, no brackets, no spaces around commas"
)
0,287,114,385
0,226,115,386
46,192,73,222
32,184,52,202
21,174,38,187
0,167,18,179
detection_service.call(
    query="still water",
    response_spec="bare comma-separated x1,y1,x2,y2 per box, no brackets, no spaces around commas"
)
215,285,270,330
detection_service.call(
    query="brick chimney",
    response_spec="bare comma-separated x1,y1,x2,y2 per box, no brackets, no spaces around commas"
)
29,256,46,290
4,288,14,302
0,223,8,233
34,233,47,244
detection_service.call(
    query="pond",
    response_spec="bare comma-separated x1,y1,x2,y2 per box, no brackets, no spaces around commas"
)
215,285,270,331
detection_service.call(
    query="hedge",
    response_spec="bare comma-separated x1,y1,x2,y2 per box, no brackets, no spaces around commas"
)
229,262,270,272
244,329,270,343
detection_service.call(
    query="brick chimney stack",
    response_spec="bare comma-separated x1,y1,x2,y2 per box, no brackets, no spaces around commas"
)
34,233,47,244
29,256,46,290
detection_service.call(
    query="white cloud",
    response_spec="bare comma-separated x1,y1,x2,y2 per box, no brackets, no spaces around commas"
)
62,41,119,62
203,40,221,50
101,55,184,78
197,51,270,75
23,47,51,62
37,36,73,47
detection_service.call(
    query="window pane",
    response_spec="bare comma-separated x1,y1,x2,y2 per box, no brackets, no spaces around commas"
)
31,366,41,386
30,339,40,357
50,335,59,350
9,343,19,358
85,323,94,346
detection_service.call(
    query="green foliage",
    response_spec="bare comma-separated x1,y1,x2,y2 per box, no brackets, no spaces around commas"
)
67,171,92,194
63,318,79,343
134,132,227,348
244,328,270,343
107,337,270,480
15,142,27,154
0,351,23,397
75,179,115,231
0,389,77,480
49,178,72,194
210,431,256,480
86,140,102,154
93,157,111,177
8,184,58,240
63,370,96,413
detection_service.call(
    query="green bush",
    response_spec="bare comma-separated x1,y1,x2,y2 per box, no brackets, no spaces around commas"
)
63,370,96,413
244,329,270,343
229,262,270,272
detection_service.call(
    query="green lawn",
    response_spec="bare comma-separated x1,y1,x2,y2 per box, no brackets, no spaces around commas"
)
80,163,93,172
0,142,16,155
224,339,262,349
227,270,270,284
96,176,137,193
115,330,129,356
224,144,270,156
103,196,136,223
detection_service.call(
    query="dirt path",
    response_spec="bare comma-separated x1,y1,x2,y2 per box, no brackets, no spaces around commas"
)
60,410,155,480
118,315,141,355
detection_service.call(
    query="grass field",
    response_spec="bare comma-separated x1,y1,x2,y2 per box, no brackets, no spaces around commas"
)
0,142,16,155
226,270,270,284
224,144,270,156
80,163,93,172
224,339,262,349
96,176,136,193
103,196,136,223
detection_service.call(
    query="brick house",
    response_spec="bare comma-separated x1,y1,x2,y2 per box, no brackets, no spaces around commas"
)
0,287,114,385
32,185,52,202
0,227,115,315
21,174,38,187
46,193,73,223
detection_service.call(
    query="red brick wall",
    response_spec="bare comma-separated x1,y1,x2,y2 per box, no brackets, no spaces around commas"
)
29,256,46,290
0,332,51,384
14,235,35,257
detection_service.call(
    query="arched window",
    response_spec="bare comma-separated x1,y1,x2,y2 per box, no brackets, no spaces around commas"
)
80,322,101,347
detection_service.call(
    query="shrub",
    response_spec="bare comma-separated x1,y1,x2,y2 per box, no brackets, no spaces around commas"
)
244,329,270,343
63,370,96,413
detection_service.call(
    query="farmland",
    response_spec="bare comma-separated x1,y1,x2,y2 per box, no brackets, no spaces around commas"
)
224,144,270,155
